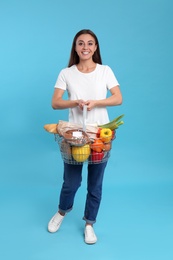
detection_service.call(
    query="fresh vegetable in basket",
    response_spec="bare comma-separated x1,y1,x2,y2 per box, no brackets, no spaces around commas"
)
100,128,112,143
91,150,104,163
90,139,104,153
98,114,124,130
72,144,90,162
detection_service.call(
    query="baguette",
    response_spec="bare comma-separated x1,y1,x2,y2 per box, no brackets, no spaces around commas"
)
44,124,59,134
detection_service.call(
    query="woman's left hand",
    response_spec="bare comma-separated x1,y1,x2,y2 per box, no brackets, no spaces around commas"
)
84,100,97,111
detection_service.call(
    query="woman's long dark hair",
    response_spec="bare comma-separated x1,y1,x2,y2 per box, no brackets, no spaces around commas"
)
68,29,102,67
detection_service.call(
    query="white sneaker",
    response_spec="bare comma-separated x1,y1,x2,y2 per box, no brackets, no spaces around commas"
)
84,225,97,244
48,212,65,233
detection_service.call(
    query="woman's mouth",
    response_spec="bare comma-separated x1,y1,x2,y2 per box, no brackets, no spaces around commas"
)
82,51,89,55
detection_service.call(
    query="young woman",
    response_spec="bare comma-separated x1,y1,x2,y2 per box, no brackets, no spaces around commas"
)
48,29,122,244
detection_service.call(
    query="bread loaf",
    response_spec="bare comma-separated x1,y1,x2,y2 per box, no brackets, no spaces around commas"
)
44,124,59,134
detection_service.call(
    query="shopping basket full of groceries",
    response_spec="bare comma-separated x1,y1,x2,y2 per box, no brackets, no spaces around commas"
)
44,107,124,165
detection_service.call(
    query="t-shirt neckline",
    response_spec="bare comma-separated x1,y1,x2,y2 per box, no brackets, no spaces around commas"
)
74,63,98,74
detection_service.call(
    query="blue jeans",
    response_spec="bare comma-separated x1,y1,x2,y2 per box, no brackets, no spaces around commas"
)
58,161,108,224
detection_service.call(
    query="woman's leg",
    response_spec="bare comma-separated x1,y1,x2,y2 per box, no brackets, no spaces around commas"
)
59,162,83,213
48,162,83,233
83,161,107,224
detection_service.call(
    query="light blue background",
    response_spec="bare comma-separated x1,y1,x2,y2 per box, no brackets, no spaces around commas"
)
0,0,173,259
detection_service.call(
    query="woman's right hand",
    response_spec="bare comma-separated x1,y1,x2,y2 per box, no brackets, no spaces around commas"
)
77,100,86,110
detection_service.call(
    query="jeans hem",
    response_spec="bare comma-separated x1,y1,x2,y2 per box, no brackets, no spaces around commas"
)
59,207,73,214
83,217,96,225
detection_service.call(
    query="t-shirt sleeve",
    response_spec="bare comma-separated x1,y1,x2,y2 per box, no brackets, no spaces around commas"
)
106,66,120,90
54,70,67,90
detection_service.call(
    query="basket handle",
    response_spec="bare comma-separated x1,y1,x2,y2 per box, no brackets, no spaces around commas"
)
83,105,87,132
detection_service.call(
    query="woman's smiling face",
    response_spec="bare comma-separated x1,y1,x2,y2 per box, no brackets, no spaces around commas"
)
75,34,97,61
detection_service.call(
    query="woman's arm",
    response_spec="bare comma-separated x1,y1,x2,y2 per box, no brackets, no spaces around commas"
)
52,85,122,110
85,86,123,111
52,88,84,109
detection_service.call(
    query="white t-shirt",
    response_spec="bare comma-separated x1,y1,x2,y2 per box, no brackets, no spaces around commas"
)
54,64,119,125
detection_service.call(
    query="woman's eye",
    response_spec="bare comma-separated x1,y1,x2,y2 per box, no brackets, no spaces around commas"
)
77,42,94,46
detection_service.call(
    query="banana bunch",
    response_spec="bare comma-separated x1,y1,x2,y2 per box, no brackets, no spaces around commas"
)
98,114,124,130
